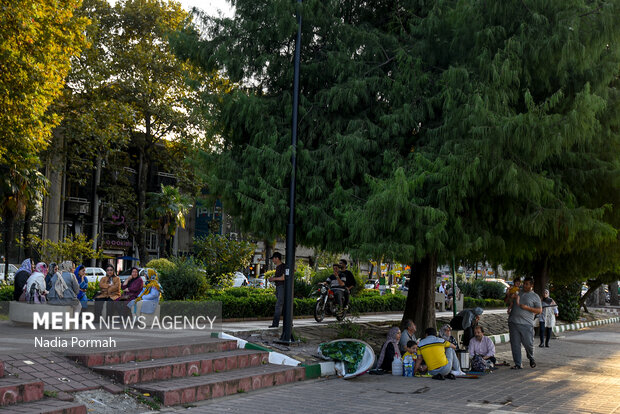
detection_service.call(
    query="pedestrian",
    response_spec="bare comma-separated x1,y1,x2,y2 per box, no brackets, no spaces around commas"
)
508,276,542,369
539,289,558,348
13,258,33,301
267,252,286,328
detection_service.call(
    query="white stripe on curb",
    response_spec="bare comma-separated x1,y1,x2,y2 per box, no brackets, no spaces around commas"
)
489,316,620,344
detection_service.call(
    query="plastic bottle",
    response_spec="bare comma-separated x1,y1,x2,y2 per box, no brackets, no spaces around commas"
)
403,354,414,377
392,356,403,376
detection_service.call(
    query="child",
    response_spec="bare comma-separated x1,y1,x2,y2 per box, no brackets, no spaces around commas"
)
403,340,418,361
505,277,522,314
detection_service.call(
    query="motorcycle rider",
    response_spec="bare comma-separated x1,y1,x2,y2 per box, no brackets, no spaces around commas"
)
326,263,346,308
339,259,356,309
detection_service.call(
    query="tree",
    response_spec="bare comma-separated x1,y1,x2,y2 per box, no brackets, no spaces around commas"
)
193,234,254,286
0,0,88,168
32,233,103,264
0,0,88,277
146,184,193,257
174,0,620,334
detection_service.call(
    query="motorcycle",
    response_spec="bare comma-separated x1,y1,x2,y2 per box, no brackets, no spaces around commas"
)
314,283,347,322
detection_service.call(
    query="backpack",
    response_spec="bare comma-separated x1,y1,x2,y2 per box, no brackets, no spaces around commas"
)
471,354,487,372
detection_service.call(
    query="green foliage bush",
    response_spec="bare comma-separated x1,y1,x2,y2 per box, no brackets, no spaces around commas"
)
159,257,209,300
463,297,505,309
550,281,581,323
86,282,99,300
145,258,175,274
193,234,254,286
198,288,406,319
0,285,13,301
459,281,505,300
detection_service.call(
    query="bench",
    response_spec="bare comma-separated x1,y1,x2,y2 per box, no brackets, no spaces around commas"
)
9,301,75,330
435,292,446,312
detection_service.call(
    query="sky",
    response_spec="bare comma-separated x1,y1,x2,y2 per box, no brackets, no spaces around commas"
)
176,0,234,17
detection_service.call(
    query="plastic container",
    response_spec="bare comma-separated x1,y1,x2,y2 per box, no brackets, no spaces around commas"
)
392,357,403,376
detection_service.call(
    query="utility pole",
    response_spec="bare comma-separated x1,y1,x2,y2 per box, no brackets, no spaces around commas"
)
278,0,302,344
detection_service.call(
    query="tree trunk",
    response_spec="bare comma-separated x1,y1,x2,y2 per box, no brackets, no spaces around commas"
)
598,285,606,306
368,263,374,279
22,205,33,259
136,147,150,265
532,255,549,299
3,213,15,282
610,281,619,306
402,254,437,338
264,239,273,271
90,156,102,267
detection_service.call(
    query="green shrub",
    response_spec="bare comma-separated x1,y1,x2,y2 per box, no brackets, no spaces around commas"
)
86,282,99,299
146,258,175,274
159,257,209,300
459,281,505,300
550,281,581,323
463,297,505,309
193,234,254,286
0,285,13,301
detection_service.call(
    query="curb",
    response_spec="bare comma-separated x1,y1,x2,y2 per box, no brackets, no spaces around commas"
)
210,331,335,379
489,316,620,344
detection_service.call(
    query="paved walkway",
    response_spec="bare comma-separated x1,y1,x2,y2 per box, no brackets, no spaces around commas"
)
167,323,620,414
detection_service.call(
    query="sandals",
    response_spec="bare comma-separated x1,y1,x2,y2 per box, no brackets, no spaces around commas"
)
510,365,522,370
530,359,536,368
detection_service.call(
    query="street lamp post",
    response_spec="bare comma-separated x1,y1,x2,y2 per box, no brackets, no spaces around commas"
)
278,0,303,344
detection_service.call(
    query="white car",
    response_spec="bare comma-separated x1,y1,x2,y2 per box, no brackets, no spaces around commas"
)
0,264,18,283
85,267,106,283
233,272,248,287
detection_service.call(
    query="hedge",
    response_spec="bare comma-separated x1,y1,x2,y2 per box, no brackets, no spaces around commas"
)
463,297,505,309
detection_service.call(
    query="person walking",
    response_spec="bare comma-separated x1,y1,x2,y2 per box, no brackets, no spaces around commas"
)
508,276,542,369
267,252,286,328
539,289,559,348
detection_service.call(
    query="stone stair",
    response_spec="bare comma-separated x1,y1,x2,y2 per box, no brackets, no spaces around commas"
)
68,338,305,407
0,359,85,414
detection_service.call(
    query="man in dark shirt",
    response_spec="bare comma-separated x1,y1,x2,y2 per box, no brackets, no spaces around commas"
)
267,252,286,328
339,259,356,308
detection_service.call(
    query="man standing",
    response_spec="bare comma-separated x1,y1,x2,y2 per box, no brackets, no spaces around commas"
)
508,276,542,369
339,259,356,308
268,252,286,328
468,325,496,365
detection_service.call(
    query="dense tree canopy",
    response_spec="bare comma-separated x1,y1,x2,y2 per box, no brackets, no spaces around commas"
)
175,0,620,331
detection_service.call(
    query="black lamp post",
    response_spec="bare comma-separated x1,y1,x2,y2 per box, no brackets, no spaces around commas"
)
278,0,302,344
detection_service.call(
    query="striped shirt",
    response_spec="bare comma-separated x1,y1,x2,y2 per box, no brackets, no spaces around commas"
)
418,335,450,371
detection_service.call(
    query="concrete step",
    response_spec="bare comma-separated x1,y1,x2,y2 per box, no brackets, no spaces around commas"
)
0,398,86,413
135,364,305,406
92,349,269,384
0,378,44,406
66,338,238,367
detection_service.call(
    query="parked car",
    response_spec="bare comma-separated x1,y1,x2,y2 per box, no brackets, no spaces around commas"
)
248,277,273,289
233,272,248,287
0,263,18,283
84,267,106,283
483,278,510,289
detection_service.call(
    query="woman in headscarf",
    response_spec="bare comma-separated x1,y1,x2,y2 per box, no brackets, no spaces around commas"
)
46,262,58,291
119,267,144,302
539,289,559,348
47,261,81,313
450,307,483,348
439,324,459,348
377,326,402,371
130,269,162,317
74,264,89,309
13,258,32,301
95,264,121,319
25,262,48,303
